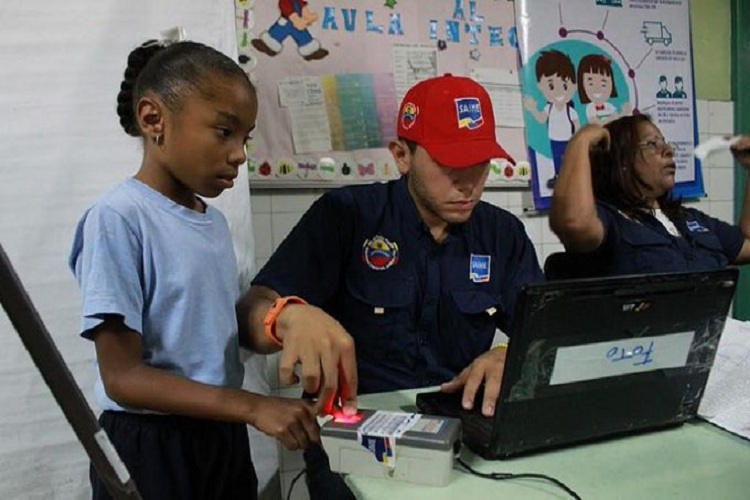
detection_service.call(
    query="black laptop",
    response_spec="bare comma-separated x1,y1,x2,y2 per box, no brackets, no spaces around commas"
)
417,268,738,460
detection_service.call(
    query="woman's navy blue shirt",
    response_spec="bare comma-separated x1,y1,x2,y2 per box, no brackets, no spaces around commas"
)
589,201,744,276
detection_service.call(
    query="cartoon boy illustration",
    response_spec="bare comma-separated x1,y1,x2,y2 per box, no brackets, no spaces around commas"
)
252,0,329,61
524,49,579,187
672,76,687,98
577,54,631,125
656,75,672,98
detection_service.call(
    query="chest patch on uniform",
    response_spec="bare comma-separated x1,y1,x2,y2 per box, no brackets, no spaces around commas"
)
470,254,491,283
686,220,709,233
362,235,399,270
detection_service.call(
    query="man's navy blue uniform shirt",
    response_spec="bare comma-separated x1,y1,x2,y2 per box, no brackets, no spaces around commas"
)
588,201,744,275
252,177,544,394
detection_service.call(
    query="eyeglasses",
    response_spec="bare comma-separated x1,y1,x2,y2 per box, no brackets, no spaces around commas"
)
638,137,677,153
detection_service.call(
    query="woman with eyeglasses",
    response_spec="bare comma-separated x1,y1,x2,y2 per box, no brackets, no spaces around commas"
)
548,114,750,277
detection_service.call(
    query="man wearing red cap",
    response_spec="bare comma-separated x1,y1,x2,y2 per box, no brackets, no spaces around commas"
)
238,74,543,419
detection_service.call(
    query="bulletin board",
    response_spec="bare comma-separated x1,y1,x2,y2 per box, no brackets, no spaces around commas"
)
234,0,532,188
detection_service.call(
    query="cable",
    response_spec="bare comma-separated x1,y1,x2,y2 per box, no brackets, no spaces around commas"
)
286,468,306,500
288,455,581,499
456,457,583,500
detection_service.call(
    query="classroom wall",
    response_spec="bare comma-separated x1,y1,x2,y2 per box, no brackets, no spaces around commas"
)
692,0,732,100
0,2,737,500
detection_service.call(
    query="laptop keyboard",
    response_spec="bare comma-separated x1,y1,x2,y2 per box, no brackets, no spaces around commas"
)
416,389,494,433
416,390,465,418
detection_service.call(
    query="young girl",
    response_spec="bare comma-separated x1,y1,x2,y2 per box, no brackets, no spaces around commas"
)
577,54,631,126
69,38,319,499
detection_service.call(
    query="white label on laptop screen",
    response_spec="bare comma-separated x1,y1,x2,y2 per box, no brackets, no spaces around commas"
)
549,331,695,385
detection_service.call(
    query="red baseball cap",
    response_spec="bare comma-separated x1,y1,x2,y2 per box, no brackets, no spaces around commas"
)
396,74,514,169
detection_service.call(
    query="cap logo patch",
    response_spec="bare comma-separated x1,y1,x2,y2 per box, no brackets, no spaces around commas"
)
362,235,399,270
401,102,418,130
455,97,484,130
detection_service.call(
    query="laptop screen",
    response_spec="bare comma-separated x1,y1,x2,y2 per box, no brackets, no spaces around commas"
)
483,268,738,459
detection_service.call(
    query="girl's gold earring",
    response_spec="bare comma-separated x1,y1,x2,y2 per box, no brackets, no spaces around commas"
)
153,134,163,146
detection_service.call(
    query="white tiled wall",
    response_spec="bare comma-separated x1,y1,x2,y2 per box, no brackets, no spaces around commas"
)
251,99,736,499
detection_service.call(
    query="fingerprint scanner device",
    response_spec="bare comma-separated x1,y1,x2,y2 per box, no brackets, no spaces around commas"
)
320,409,461,487
418,268,738,460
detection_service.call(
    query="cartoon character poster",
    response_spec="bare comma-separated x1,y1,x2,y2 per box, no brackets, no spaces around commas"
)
516,0,703,211
234,0,522,186
251,0,330,61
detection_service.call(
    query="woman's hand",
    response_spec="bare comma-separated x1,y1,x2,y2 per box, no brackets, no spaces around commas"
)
572,123,611,152
731,136,750,168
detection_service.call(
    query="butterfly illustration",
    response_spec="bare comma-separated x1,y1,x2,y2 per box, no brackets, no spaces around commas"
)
358,163,375,176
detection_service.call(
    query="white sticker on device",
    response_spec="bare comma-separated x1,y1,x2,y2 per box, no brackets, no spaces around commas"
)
549,331,694,385
359,411,421,438
409,417,445,434
357,411,421,469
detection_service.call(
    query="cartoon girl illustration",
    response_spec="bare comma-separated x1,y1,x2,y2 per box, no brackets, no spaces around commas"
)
577,54,631,125
252,0,329,61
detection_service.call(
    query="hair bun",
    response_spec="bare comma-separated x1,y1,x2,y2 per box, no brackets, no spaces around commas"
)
116,43,164,136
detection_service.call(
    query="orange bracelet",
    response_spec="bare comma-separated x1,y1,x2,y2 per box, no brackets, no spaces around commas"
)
263,296,307,347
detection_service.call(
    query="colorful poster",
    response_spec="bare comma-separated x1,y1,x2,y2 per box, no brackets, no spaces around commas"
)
516,0,704,211
234,0,526,186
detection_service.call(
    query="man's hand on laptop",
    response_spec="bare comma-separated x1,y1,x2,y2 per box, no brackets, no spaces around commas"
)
440,346,506,417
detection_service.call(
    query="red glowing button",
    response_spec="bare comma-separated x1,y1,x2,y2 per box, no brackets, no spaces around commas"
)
332,409,365,425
